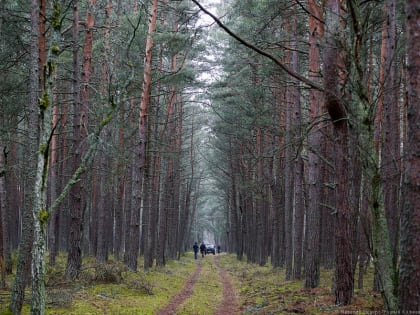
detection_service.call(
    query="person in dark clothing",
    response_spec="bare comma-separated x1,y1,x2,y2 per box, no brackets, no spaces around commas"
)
199,242,206,257
193,242,199,259
217,245,221,254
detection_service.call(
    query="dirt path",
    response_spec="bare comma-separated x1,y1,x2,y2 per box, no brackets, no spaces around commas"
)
157,260,203,315
156,255,239,314
214,255,240,315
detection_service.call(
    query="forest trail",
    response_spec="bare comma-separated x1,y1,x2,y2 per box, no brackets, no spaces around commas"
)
157,254,239,315
213,255,239,315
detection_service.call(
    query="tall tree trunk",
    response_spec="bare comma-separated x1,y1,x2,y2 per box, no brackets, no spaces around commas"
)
96,148,108,263
291,14,304,280
320,127,336,269
271,85,285,268
398,0,420,310
3,142,14,274
66,0,85,280
256,127,266,266
346,1,398,310
30,0,62,312
304,0,323,289
48,101,59,266
123,151,134,266
96,1,109,264
229,138,243,260
284,40,294,279
172,100,183,258
324,0,354,305
9,0,40,312
127,0,159,271
114,110,126,260
381,0,400,271
0,144,6,288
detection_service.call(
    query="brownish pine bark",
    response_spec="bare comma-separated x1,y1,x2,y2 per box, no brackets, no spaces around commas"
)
48,85,59,266
398,0,420,310
126,0,159,271
96,0,110,264
323,0,354,305
304,0,323,289
66,0,85,280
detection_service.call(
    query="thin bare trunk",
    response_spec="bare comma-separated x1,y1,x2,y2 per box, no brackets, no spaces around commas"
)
0,145,6,288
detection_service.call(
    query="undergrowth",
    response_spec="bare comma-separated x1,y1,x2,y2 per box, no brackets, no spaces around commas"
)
0,253,196,315
217,255,384,315
0,252,384,315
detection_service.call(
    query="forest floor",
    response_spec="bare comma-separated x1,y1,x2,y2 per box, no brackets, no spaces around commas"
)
0,253,384,314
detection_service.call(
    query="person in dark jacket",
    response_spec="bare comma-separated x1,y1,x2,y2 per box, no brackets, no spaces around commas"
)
193,242,199,259
199,242,206,257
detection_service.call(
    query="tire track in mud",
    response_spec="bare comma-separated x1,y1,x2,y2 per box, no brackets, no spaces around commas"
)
157,255,239,314
214,255,239,315
157,260,203,315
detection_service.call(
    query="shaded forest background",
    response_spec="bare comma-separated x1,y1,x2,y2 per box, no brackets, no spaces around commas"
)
0,0,419,314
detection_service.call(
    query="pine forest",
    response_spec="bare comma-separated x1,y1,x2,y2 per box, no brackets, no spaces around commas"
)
0,0,419,314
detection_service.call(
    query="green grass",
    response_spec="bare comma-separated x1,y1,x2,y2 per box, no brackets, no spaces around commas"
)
176,255,222,315
0,253,385,315
217,255,383,315
1,253,197,315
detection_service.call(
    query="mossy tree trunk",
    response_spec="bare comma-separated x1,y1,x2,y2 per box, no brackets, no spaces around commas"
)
30,0,62,313
9,0,40,313
346,0,398,311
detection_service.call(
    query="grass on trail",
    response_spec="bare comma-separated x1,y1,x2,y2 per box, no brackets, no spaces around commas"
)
176,255,222,315
1,253,384,315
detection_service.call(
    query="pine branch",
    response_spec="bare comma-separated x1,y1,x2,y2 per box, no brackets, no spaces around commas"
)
48,109,115,215
191,0,324,91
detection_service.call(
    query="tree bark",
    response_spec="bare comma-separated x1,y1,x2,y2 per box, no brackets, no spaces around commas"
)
30,0,62,312
9,0,40,312
48,100,59,266
66,0,85,280
284,28,294,277
323,0,354,305
0,145,6,288
304,0,323,289
126,0,159,271
398,0,420,310
380,0,401,271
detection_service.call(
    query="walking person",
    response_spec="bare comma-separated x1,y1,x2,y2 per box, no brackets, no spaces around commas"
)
193,242,199,259
199,242,206,258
